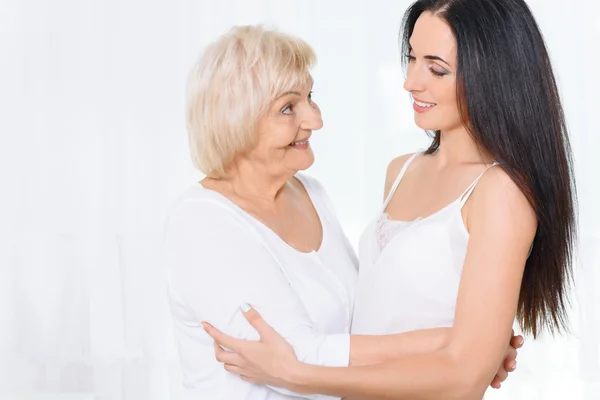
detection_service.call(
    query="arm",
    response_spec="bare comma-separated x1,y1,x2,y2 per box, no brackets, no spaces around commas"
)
348,330,449,366
282,168,537,399
166,199,448,397
205,168,533,399
165,199,349,399
298,172,452,365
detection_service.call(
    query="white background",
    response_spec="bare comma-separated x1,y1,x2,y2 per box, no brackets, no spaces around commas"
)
1,0,598,399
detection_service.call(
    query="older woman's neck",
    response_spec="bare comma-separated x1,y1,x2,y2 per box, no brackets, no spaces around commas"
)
222,162,295,203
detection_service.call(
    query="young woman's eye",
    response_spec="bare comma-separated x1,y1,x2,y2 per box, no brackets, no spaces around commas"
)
430,67,448,77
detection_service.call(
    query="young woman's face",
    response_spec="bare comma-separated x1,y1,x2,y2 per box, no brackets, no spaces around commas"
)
404,12,463,133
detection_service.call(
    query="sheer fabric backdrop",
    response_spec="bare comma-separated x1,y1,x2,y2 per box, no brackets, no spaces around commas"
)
0,0,598,398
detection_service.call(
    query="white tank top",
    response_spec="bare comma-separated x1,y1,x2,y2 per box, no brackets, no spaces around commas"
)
351,152,499,334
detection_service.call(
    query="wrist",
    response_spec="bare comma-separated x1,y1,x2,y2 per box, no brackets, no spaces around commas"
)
283,360,313,394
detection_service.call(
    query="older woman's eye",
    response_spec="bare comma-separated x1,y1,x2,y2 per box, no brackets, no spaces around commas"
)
282,104,293,114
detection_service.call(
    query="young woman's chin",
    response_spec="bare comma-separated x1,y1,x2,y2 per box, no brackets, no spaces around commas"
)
414,121,440,131
414,112,464,133
413,113,436,130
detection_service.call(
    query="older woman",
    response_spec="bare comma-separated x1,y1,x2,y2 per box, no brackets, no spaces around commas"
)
164,25,520,399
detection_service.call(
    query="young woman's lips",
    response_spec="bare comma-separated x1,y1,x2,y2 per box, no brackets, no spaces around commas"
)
413,98,437,113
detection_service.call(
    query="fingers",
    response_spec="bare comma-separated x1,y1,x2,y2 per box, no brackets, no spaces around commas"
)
214,341,242,365
202,321,244,352
505,344,518,363
496,364,509,383
214,342,254,381
490,376,501,389
500,344,517,381
220,353,257,384
504,358,517,374
240,303,278,340
224,363,242,375
224,363,257,384
511,334,524,349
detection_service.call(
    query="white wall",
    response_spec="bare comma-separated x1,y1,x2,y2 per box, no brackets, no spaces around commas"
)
1,0,598,399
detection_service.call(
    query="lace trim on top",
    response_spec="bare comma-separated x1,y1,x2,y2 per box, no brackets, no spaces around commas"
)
375,213,422,250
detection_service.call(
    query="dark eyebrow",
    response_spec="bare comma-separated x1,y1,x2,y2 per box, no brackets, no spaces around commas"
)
408,43,451,67
424,55,450,67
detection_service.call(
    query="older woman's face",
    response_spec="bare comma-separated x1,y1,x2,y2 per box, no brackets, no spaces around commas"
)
251,78,322,174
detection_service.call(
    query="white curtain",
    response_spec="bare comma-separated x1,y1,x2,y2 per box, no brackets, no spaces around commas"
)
1,0,598,399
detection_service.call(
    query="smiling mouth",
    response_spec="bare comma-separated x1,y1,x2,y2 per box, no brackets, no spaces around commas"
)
290,140,308,145
414,99,436,107
289,139,310,148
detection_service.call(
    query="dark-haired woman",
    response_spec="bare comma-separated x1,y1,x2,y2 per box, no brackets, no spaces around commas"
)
202,0,576,399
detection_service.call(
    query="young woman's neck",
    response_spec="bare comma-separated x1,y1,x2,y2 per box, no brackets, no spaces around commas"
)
434,126,494,167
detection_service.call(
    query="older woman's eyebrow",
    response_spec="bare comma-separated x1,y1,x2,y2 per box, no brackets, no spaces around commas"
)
278,91,302,98
275,80,314,100
275,89,313,100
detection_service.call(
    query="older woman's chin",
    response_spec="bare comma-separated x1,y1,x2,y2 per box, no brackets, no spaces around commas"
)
285,147,315,171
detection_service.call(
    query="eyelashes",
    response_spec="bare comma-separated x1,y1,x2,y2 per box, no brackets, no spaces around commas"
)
281,91,314,115
404,54,449,77
430,68,447,77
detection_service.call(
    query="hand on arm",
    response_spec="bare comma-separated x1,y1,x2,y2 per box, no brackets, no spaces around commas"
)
204,306,523,393
204,168,535,399
285,168,537,399
166,200,350,399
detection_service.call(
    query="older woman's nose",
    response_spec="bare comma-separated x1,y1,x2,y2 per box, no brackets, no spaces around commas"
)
301,103,323,131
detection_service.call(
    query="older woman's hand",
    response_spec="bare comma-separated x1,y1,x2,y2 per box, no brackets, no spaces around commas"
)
202,304,301,388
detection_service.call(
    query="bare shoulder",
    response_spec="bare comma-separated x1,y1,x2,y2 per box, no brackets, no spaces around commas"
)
383,153,417,199
467,166,537,241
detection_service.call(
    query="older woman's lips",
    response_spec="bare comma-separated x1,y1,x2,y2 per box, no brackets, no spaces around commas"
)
289,140,310,149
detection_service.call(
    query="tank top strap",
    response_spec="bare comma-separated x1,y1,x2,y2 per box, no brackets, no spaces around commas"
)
382,152,422,211
459,162,500,207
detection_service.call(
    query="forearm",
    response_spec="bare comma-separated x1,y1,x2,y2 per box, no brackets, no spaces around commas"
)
349,327,450,366
285,348,487,400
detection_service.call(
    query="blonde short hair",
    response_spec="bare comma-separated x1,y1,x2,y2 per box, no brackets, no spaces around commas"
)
186,25,316,178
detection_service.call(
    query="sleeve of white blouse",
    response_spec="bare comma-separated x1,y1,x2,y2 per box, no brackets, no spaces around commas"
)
164,199,349,400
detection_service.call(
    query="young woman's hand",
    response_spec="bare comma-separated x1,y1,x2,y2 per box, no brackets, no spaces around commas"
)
204,305,523,390
202,304,301,389
491,329,524,389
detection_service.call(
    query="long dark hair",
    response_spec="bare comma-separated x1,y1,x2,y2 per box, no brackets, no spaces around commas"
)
400,0,577,337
